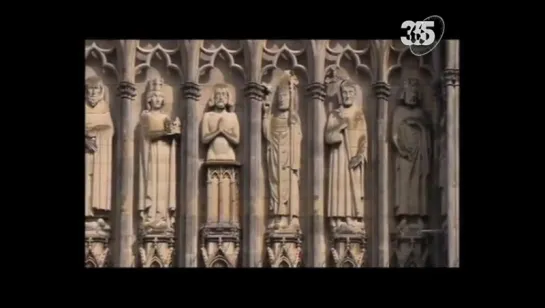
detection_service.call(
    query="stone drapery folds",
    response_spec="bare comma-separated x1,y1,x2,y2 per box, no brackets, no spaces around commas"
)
84,40,459,268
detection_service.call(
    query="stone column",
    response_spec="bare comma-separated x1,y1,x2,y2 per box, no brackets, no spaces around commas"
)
372,81,391,267
307,82,327,267
444,40,460,267
117,40,137,267
307,40,328,267
181,81,201,267
243,82,267,267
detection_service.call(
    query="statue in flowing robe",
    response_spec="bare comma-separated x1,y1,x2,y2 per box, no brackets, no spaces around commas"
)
391,78,432,221
325,79,368,233
85,76,114,222
139,77,181,233
262,71,302,231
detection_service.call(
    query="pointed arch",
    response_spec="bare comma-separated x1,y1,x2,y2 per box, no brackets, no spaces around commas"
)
278,259,290,268
135,44,182,79
85,257,98,268
341,260,356,268
85,42,119,81
150,260,162,268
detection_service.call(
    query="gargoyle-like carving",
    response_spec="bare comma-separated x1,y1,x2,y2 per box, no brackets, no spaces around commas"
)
139,77,180,235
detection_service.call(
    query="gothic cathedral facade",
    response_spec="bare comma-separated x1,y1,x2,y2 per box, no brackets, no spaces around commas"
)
84,40,460,268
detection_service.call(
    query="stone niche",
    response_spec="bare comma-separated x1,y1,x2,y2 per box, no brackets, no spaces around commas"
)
387,46,442,268
83,39,452,268
85,40,119,268
134,40,183,268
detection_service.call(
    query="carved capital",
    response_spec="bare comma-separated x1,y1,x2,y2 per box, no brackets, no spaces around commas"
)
182,82,201,100
443,69,460,87
372,81,391,100
117,81,137,100
306,82,326,101
244,82,267,101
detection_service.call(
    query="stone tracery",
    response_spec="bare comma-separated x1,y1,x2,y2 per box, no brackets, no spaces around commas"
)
83,40,459,268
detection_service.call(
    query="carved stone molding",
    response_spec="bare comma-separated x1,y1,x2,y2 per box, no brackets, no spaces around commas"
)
372,81,391,100
306,82,326,101
182,82,201,100
200,224,241,268
391,216,429,267
330,230,367,268
85,223,111,268
139,234,175,268
265,231,303,268
117,81,137,100
443,69,460,87
200,161,241,268
244,82,268,101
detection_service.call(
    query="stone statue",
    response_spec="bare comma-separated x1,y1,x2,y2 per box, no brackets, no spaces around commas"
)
201,83,240,162
85,76,114,220
325,79,368,233
138,77,181,234
391,78,432,220
262,71,302,231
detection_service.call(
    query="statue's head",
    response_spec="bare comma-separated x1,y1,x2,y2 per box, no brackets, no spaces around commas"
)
210,83,232,110
276,79,291,111
146,77,165,111
401,78,422,106
85,76,105,107
339,80,358,107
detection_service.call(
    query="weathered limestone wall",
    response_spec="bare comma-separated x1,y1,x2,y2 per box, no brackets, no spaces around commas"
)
84,40,459,268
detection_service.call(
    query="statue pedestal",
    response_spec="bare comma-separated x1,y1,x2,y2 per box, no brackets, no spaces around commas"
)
392,216,429,267
265,228,303,268
85,216,111,268
330,226,367,268
139,228,175,268
200,160,241,268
